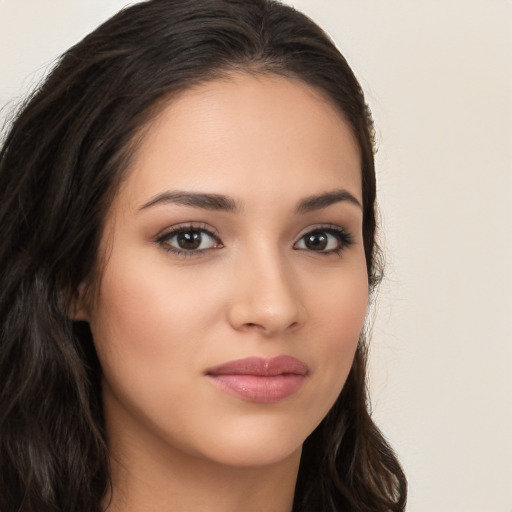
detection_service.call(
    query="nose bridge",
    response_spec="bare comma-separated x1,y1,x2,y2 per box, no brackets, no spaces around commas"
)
228,241,305,335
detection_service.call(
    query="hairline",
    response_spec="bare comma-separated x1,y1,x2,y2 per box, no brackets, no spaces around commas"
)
84,66,365,306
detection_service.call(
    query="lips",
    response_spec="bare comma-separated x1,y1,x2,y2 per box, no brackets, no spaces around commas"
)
206,356,308,403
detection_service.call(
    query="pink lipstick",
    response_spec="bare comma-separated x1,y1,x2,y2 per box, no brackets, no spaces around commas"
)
206,355,308,403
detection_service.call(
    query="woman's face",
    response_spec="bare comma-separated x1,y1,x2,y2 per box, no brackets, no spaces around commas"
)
78,73,368,469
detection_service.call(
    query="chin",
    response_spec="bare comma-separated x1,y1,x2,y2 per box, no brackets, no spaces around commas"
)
207,439,302,469
184,417,309,469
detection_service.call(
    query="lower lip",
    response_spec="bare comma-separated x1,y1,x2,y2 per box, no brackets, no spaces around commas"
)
208,374,306,403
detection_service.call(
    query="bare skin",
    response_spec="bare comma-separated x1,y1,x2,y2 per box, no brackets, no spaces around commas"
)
76,73,367,512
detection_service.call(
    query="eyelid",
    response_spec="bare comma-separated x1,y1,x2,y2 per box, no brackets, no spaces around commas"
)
293,224,354,254
153,222,354,258
155,222,223,257
294,223,353,240
154,221,220,240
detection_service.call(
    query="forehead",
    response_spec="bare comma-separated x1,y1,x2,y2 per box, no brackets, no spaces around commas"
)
117,73,362,209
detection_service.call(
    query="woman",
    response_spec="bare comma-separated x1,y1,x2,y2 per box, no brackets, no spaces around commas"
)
0,0,406,511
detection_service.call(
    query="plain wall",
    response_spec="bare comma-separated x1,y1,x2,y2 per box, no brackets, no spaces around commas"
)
1,1,511,510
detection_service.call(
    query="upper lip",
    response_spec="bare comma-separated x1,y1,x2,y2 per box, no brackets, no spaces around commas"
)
206,355,309,377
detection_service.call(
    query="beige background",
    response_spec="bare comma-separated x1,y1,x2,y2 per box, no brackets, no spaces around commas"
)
1,1,511,510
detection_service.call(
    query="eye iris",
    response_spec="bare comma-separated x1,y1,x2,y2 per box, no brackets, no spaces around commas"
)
305,231,329,251
177,231,202,250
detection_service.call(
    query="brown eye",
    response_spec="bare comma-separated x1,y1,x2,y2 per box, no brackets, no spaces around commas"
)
303,231,329,251
158,227,222,255
176,231,203,250
294,227,353,254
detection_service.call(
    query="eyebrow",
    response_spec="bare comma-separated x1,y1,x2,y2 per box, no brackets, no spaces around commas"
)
296,189,362,213
139,191,240,212
139,188,361,214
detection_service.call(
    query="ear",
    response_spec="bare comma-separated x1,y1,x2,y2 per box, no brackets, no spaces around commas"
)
70,282,90,321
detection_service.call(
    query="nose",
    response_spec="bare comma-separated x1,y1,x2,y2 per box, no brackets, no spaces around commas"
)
226,251,307,336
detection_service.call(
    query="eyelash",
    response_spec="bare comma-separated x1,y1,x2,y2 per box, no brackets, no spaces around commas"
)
156,223,222,257
294,225,354,256
155,223,354,257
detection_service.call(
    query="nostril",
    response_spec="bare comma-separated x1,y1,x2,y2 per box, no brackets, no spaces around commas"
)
242,320,300,334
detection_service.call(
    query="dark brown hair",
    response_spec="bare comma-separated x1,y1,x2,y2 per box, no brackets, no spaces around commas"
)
0,1,406,510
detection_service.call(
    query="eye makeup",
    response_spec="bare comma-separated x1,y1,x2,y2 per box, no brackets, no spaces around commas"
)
293,225,354,256
155,222,223,257
154,221,354,258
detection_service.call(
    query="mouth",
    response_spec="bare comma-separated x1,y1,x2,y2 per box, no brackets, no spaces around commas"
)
205,355,308,403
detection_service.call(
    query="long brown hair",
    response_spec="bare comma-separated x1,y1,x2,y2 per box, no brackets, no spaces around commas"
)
0,1,406,510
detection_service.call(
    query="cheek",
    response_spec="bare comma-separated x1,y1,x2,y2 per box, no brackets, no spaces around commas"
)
87,259,220,433
307,253,368,339
87,255,232,419
91,255,218,354
303,260,368,410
